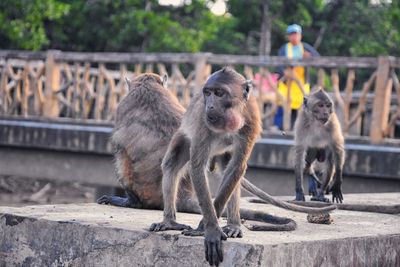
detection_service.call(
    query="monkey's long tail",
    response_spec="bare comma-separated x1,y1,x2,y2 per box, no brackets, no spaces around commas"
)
287,200,400,214
241,178,336,213
239,208,297,231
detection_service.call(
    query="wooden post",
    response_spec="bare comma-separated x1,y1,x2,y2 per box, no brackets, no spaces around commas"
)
370,56,391,144
283,78,292,131
317,68,325,87
43,50,61,117
194,53,210,92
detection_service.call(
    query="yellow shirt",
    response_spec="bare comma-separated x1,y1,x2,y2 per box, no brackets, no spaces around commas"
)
278,42,310,109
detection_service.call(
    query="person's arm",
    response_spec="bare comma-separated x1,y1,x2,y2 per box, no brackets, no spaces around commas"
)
303,42,320,57
277,45,286,77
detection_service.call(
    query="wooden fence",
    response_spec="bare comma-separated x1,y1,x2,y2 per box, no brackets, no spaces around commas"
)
0,50,399,143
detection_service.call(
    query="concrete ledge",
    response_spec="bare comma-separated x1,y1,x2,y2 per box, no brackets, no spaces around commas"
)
1,193,399,266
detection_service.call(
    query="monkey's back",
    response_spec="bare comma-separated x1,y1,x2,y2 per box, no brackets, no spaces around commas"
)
111,79,185,208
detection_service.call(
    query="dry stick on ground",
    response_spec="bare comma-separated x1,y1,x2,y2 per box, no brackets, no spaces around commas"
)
346,71,377,132
27,183,52,203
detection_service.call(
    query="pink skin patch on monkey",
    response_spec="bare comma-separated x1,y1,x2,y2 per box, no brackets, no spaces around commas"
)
225,109,244,132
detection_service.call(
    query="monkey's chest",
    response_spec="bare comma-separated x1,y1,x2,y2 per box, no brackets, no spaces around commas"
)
306,128,331,148
213,136,234,153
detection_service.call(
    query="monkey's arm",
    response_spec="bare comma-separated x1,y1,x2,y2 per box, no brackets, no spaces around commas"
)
330,144,345,203
190,140,226,266
294,145,306,201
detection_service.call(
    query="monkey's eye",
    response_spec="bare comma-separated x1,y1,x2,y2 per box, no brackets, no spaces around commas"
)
214,88,225,97
318,103,324,108
326,103,332,108
203,89,211,97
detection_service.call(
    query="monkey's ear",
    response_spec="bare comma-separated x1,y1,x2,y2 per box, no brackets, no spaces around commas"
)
125,77,132,85
162,73,169,88
303,97,308,107
243,80,253,101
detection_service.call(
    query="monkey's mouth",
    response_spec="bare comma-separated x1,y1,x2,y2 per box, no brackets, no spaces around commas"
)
207,114,219,124
319,118,329,124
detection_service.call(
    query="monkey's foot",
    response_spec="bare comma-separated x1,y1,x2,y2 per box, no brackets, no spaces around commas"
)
294,192,305,201
182,228,204,236
222,224,242,238
97,195,143,208
149,220,192,232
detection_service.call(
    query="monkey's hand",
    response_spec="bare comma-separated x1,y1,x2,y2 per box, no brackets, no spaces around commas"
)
330,182,343,203
149,220,192,232
222,224,243,238
204,226,227,266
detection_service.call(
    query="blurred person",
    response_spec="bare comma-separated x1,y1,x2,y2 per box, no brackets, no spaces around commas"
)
274,24,320,130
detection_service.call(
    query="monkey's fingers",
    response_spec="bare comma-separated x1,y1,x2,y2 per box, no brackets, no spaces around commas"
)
149,222,164,232
171,222,193,231
222,225,243,238
332,191,343,204
230,229,242,238
97,195,110,204
150,221,192,232
205,240,223,266
182,228,203,236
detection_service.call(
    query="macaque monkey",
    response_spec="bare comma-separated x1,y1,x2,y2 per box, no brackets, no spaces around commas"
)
293,88,345,203
148,69,335,266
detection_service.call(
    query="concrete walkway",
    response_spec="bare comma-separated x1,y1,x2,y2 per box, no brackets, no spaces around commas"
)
1,193,399,266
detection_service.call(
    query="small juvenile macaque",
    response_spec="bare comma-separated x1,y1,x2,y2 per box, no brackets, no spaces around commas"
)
149,69,335,266
293,88,345,203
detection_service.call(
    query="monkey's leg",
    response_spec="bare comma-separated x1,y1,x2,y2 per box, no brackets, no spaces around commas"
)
330,147,345,203
295,147,317,201
222,185,243,238
176,167,201,214
308,167,322,197
149,133,192,232
294,145,306,201
97,147,144,208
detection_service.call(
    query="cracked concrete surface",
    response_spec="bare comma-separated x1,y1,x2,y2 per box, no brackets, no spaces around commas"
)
1,193,399,266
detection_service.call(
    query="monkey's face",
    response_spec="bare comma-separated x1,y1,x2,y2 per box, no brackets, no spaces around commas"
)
312,100,332,124
203,86,245,133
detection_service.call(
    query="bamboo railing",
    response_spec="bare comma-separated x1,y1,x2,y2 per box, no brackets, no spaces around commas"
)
0,50,399,143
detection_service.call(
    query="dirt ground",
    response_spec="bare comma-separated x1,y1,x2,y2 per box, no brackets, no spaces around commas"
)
0,175,97,207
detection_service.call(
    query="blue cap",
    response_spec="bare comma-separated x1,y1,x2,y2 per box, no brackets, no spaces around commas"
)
286,24,302,34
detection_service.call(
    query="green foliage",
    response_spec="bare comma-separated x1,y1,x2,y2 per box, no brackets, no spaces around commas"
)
0,0,399,57
0,0,69,50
